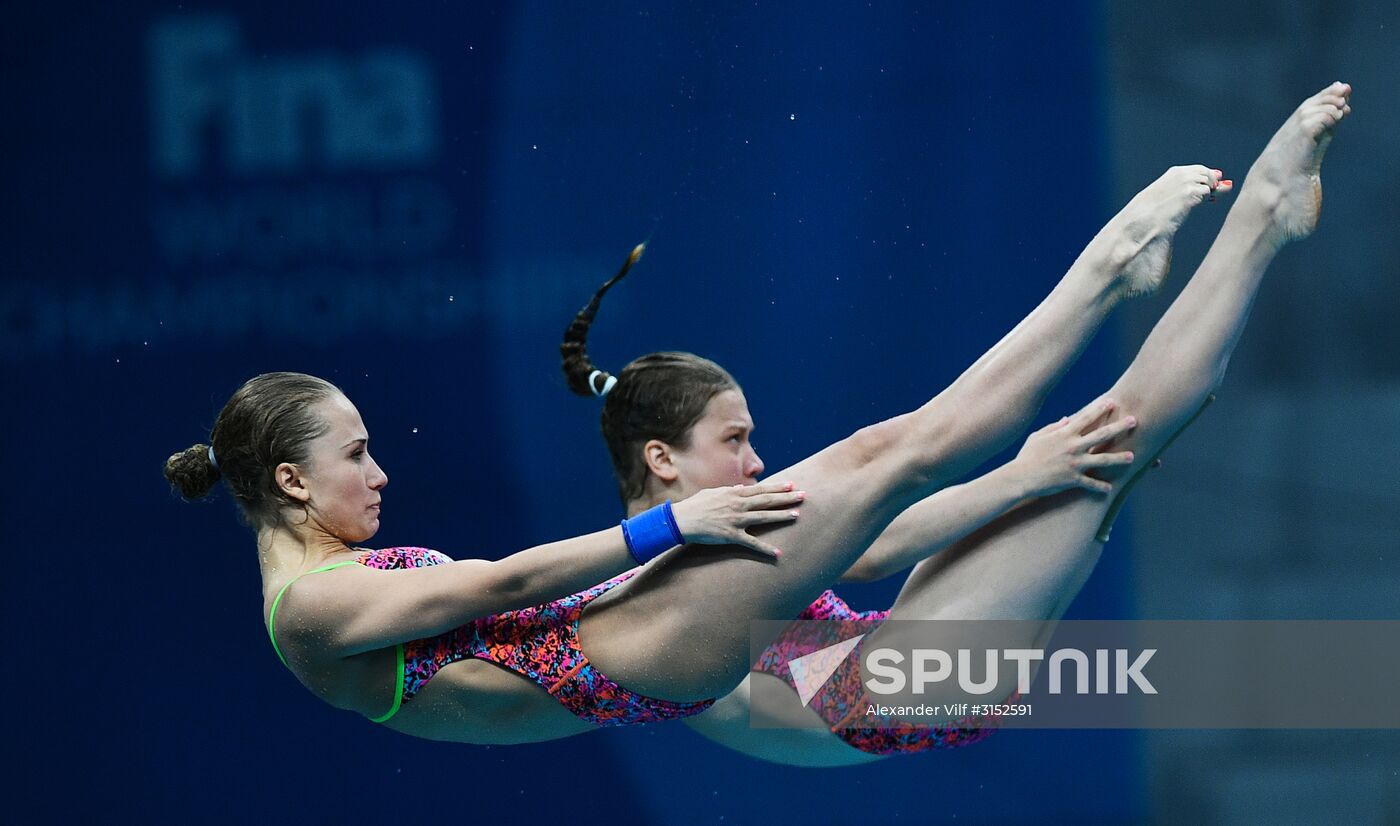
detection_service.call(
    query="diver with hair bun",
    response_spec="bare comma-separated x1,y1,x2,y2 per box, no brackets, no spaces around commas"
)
165,84,1348,751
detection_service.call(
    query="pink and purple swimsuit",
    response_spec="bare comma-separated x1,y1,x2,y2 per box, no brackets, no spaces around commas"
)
269,546,999,755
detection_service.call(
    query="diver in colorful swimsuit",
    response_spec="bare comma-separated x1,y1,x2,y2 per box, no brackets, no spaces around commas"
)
164,83,1349,748
267,545,1000,745
180,355,1116,745
559,259,1131,759
557,83,1350,765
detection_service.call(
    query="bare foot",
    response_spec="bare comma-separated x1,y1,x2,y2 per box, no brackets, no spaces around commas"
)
1241,81,1352,245
1096,165,1232,298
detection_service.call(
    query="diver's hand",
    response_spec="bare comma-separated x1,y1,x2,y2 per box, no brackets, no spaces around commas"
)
1011,398,1137,498
670,480,804,559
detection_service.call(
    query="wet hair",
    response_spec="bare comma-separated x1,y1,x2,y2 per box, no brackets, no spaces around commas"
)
561,244,740,504
164,372,343,531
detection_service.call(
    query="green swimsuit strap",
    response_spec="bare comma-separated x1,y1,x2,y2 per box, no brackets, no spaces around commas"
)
266,560,361,667
266,559,406,724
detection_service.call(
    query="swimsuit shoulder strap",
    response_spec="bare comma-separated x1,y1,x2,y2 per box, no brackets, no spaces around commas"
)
266,559,363,668
265,552,407,725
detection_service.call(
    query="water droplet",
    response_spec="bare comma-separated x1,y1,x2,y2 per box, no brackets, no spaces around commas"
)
412,427,419,434
449,295,455,302
532,144,538,150
788,113,796,121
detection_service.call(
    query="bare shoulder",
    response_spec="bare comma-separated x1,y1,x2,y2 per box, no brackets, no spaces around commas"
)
265,562,369,648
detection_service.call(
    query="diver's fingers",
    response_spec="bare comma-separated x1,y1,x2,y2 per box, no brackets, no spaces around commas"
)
739,491,807,511
1077,416,1138,450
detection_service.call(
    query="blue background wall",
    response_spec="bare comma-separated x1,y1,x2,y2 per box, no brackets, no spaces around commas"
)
7,3,1143,821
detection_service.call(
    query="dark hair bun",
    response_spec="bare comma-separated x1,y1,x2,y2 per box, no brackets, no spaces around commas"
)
165,443,220,500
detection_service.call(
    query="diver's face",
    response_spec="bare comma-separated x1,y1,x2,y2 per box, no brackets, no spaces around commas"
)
668,389,765,499
298,394,389,543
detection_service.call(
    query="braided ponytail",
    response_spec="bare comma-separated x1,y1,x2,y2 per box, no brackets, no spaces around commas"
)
560,243,646,396
559,243,742,504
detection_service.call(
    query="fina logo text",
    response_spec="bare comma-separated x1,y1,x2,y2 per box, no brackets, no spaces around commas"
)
147,16,437,177
864,648,1158,695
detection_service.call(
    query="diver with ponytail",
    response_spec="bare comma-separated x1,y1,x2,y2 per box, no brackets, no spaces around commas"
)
554,82,1350,762
159,82,1348,758
562,243,747,505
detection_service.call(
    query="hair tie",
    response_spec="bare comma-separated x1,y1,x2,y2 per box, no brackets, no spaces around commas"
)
207,445,220,472
588,369,618,397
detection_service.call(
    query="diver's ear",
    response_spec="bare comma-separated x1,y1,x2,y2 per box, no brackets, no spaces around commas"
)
642,439,680,482
274,462,312,502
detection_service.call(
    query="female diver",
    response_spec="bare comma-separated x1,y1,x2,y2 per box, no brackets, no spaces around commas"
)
165,83,1349,750
563,84,1352,764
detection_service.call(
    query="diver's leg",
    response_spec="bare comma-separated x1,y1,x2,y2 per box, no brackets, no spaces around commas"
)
1103,82,1349,456
884,82,1352,634
651,81,1351,708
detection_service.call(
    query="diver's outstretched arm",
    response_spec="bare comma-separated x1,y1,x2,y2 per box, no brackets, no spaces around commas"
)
277,480,803,657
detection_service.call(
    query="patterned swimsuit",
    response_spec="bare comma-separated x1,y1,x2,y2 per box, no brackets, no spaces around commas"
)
752,589,1006,755
269,547,999,754
357,546,714,726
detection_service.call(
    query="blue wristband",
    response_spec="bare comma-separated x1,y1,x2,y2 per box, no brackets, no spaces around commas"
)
620,500,686,565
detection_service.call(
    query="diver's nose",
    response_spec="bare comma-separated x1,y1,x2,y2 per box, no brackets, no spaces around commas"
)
746,446,765,480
